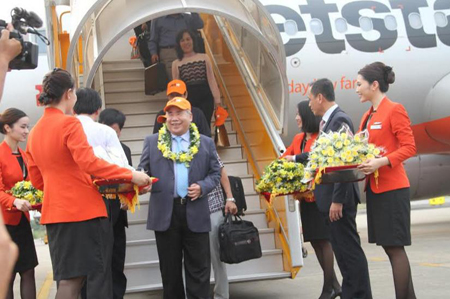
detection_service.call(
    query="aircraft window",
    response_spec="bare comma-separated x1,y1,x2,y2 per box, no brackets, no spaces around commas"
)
284,20,298,36
359,16,373,32
335,18,348,33
384,15,398,31
434,12,448,28
310,19,324,35
408,13,423,29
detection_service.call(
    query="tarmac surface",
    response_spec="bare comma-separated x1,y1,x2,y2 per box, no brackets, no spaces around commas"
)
15,199,450,298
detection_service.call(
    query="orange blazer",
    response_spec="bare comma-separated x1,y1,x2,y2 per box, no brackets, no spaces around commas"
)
358,97,416,193
26,108,133,224
282,132,319,157
0,141,30,225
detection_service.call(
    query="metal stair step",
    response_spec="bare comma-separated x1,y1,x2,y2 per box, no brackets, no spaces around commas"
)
124,249,283,289
120,125,153,140
216,144,243,161
245,194,263,211
104,79,144,91
103,68,144,81
106,100,165,114
122,112,159,128
125,227,275,264
102,59,143,70
221,158,248,176
125,271,291,295
105,90,167,104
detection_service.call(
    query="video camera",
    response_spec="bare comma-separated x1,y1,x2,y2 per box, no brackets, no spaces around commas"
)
0,7,49,70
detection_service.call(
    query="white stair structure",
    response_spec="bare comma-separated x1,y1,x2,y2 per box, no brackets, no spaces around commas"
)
102,59,290,293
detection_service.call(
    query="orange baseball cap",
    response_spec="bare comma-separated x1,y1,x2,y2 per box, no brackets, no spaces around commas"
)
215,106,229,126
167,80,186,96
156,114,167,123
157,97,192,123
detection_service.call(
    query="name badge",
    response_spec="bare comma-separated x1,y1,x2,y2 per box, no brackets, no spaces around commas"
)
370,124,382,130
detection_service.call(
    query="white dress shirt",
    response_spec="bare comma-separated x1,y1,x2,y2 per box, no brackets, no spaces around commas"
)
76,115,132,169
321,104,339,128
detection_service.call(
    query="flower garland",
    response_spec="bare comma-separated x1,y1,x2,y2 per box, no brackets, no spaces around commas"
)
157,123,201,167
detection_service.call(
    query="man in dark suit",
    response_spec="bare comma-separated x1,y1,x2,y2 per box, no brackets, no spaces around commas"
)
99,108,131,299
309,79,372,299
139,97,221,299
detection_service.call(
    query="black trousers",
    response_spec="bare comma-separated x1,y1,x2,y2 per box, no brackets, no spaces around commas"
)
81,199,114,299
326,203,372,299
155,200,211,299
110,200,127,299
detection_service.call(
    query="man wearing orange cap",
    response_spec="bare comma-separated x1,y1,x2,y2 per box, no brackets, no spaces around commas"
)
153,80,211,136
155,81,238,297
139,97,221,299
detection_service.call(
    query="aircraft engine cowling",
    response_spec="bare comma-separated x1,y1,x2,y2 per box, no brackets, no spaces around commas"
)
413,73,450,154
406,154,450,199
359,154,450,201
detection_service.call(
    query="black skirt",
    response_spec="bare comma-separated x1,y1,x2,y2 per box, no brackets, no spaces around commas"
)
186,82,215,127
366,183,411,246
47,217,110,281
300,201,330,242
6,213,38,273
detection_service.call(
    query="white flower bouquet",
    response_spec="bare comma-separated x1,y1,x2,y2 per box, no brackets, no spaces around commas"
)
304,124,384,185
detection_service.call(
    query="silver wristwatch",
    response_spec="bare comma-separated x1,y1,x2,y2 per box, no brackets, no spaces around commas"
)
226,197,236,203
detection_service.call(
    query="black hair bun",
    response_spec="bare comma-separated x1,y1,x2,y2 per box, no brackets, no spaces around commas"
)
384,66,395,84
38,92,51,105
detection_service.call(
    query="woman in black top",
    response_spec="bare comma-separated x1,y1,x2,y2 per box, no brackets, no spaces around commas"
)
172,29,222,127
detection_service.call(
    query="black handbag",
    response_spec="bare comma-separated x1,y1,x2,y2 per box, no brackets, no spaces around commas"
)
219,214,262,264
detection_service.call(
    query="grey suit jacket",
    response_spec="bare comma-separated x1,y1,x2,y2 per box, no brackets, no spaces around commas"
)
313,107,361,213
139,133,221,233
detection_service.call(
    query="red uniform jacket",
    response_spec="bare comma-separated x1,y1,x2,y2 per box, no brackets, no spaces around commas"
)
282,132,319,157
359,97,416,193
282,132,318,201
0,141,31,225
26,108,133,224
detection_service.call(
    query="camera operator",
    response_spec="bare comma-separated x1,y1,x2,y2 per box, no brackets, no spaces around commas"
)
0,25,22,102
0,23,21,298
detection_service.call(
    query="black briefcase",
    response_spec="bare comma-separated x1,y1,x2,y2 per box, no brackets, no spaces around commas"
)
219,214,262,264
144,62,168,95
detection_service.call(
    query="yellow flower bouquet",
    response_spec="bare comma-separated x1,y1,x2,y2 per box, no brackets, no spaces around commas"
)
256,160,309,202
9,180,43,211
305,125,384,185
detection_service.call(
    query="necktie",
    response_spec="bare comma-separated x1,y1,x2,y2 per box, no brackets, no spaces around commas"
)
319,120,326,131
174,136,188,198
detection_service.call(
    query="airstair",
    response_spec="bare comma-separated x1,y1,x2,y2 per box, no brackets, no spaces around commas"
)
47,0,304,295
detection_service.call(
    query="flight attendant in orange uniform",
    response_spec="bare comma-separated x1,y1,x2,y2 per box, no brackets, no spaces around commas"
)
282,101,341,299
0,108,38,299
356,62,417,299
26,69,152,299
